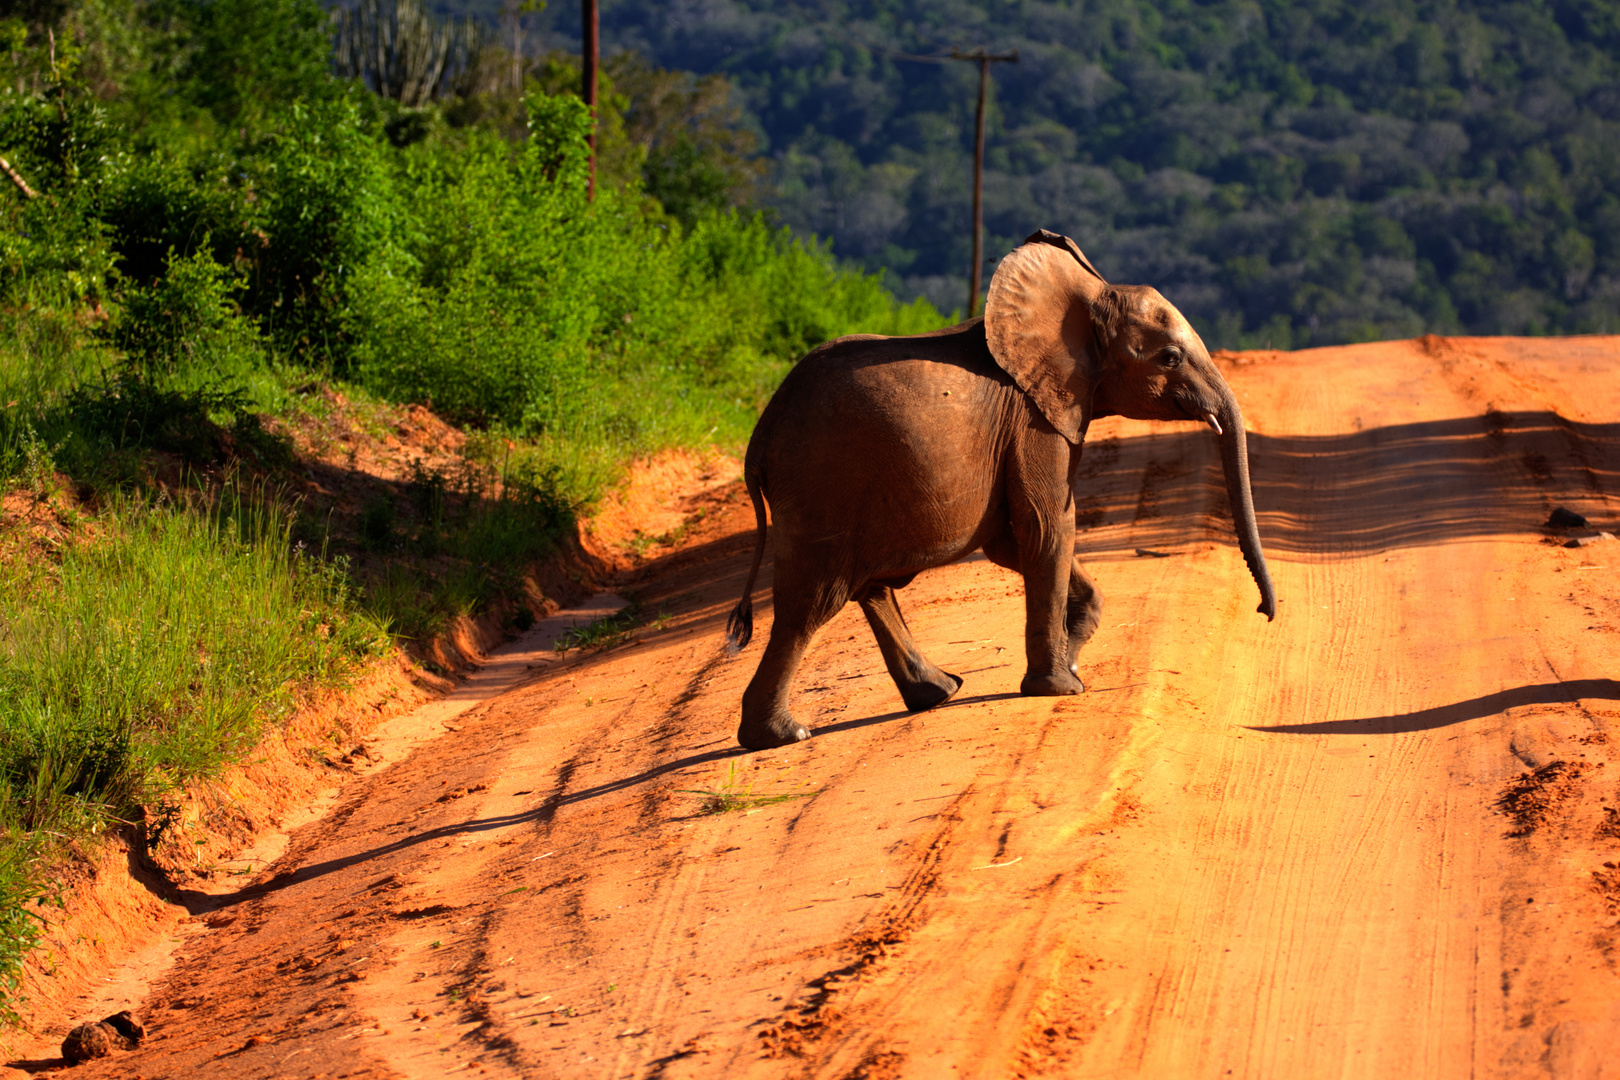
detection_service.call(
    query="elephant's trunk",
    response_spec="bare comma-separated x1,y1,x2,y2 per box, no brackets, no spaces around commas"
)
1214,387,1276,620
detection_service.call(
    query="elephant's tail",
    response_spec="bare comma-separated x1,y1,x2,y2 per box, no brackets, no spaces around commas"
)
725,463,768,653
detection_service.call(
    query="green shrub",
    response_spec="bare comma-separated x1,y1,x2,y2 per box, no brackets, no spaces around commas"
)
250,95,402,364
51,376,291,478
0,22,123,310
99,155,249,288
169,0,335,130
347,89,945,494
105,247,258,379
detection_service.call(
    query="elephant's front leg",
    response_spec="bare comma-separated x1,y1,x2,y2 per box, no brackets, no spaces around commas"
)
984,536,1103,690
857,583,962,712
1005,442,1085,697
1017,537,1086,696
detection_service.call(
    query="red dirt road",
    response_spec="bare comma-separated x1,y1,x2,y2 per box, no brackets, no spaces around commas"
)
45,336,1620,1078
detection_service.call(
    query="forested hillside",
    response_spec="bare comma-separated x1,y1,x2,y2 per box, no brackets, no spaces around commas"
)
513,0,1620,347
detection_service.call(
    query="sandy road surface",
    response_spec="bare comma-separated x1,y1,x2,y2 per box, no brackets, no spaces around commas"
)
42,335,1620,1080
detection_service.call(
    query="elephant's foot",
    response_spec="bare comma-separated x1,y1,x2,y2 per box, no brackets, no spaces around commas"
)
1020,670,1085,696
899,670,963,713
737,709,812,751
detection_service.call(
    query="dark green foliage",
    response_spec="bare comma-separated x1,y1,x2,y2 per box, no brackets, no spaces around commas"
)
98,155,246,286
53,375,292,475
164,0,334,128
104,246,251,375
515,0,1620,345
250,96,401,364
358,494,396,550
643,132,735,224
608,54,768,227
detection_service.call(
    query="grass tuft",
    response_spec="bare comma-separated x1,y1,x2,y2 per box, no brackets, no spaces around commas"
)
555,607,642,653
680,762,816,816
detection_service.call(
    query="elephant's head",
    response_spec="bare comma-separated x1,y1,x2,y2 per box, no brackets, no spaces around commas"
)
984,229,1276,620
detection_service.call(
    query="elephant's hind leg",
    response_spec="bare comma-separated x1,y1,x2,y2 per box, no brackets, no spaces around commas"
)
737,571,848,751
857,583,962,712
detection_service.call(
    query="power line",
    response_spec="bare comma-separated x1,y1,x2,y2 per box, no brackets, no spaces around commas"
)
817,28,1020,316
822,28,1020,316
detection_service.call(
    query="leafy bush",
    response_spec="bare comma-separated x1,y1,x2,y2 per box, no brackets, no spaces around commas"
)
98,155,248,287
105,247,257,378
51,376,291,478
347,90,942,482
0,40,119,309
168,0,334,130
250,96,402,363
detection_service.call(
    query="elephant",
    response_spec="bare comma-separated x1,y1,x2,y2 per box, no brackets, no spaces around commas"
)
724,229,1276,751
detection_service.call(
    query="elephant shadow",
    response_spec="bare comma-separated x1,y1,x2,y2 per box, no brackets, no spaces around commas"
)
1251,679,1620,735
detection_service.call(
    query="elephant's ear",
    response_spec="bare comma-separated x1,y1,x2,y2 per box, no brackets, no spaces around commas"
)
983,232,1108,444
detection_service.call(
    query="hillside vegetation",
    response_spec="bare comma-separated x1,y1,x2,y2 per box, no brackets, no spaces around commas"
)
521,0,1620,347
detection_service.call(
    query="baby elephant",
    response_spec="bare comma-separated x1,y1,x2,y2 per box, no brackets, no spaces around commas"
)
725,229,1275,750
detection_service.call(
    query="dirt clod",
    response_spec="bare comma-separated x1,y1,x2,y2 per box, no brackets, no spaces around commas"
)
100,1010,145,1044
61,1022,117,1063
1496,760,1588,837
1546,506,1588,528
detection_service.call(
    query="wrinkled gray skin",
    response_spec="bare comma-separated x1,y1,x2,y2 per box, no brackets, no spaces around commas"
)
725,230,1276,751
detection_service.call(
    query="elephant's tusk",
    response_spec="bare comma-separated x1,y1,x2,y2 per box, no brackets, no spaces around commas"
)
1202,411,1223,434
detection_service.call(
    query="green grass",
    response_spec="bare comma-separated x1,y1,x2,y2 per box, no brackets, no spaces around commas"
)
0,474,392,1021
0,488,390,832
0,833,57,1027
341,451,575,644
680,762,817,816
555,607,646,653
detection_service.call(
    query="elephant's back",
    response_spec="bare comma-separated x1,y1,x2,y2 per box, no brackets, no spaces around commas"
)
761,319,1012,431
750,324,1023,574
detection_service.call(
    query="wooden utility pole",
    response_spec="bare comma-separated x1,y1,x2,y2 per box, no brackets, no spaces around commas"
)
948,47,1017,317
582,0,598,200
